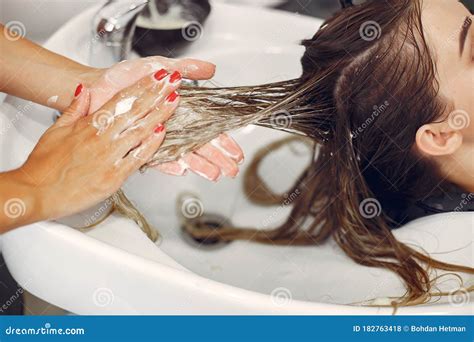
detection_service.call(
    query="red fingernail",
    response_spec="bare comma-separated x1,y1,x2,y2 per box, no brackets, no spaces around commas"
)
74,83,83,97
154,69,168,81
169,71,182,83
154,123,165,134
165,91,179,103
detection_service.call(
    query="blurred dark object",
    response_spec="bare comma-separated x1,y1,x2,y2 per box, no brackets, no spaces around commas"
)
133,0,211,57
339,0,353,8
0,254,24,315
275,0,339,18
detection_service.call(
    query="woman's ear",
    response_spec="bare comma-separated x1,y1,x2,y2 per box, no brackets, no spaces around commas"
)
416,122,463,156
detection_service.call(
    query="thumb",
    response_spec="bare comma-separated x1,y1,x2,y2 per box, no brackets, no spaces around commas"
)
56,84,90,127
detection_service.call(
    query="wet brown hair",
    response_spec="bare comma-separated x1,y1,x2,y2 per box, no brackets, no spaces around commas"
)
113,0,473,305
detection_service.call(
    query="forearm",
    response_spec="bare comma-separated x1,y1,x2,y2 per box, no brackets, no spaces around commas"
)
0,24,98,111
0,170,44,233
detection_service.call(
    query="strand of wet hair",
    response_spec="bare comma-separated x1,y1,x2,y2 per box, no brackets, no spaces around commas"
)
141,67,338,168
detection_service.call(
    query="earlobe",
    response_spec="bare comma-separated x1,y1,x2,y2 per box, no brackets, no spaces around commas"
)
416,123,463,156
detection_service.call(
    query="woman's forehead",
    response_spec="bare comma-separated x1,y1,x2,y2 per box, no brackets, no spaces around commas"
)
421,0,472,93
421,0,471,54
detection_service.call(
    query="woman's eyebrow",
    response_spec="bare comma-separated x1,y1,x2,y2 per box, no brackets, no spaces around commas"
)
459,16,472,55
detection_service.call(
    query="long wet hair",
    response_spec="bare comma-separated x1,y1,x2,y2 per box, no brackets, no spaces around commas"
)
113,0,474,305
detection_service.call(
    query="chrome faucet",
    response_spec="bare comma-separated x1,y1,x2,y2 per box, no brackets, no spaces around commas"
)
89,0,149,67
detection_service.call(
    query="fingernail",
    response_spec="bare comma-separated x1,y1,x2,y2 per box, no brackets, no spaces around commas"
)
154,123,165,134
154,69,168,81
165,91,179,103
74,83,83,97
169,71,182,83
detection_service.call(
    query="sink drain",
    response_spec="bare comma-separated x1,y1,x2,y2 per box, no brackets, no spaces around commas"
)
181,213,231,250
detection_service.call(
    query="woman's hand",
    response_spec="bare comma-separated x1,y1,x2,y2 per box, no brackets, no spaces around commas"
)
2,70,181,229
84,56,244,180
84,56,215,113
154,133,243,180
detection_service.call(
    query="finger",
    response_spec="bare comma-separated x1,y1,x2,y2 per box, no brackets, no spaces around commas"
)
182,152,221,182
212,134,244,163
154,160,188,176
90,70,181,136
171,58,216,80
145,56,216,80
195,143,239,178
120,125,167,176
115,91,180,158
56,84,90,127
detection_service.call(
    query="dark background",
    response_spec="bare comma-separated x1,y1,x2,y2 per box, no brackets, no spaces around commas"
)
276,0,343,18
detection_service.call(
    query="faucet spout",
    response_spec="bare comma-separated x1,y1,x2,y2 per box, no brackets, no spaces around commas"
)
90,0,149,67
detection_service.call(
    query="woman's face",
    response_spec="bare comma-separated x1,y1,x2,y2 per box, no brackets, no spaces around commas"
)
420,0,473,191
423,0,473,135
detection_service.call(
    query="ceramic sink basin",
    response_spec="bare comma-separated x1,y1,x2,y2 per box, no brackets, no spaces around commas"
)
0,2,472,315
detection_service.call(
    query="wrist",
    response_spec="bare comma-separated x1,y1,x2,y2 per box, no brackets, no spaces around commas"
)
54,65,102,112
78,66,103,87
2,169,47,228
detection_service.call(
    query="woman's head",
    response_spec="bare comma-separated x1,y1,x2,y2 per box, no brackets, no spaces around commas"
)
299,0,473,223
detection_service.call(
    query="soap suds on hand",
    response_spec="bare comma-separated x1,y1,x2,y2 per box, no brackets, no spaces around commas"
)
47,95,58,107
114,96,138,116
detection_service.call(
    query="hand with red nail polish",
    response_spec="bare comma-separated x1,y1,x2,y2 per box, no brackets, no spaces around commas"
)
79,57,244,182
83,57,214,114
0,73,181,232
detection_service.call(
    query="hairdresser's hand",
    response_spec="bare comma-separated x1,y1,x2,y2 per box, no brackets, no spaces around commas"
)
85,56,215,113
154,134,244,180
84,56,244,181
8,71,181,224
